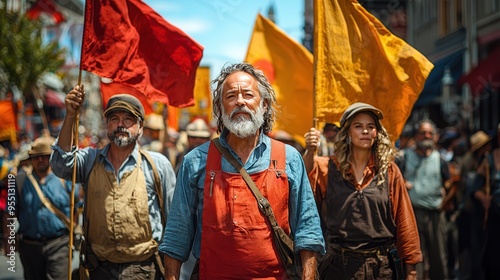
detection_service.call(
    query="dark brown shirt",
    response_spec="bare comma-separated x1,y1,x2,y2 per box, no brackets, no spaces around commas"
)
309,156,422,264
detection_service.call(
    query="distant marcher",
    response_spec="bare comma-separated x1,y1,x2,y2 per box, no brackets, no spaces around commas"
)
16,137,79,280
317,122,340,157
141,113,166,153
455,130,492,279
174,118,211,174
471,126,500,280
398,120,449,280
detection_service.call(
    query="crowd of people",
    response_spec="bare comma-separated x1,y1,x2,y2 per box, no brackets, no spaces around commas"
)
0,62,498,279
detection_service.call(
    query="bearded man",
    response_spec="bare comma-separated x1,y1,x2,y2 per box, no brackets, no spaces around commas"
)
51,91,176,280
159,63,325,280
397,120,450,280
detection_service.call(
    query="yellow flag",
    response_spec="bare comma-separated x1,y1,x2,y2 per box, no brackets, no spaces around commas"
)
314,0,434,140
245,14,313,146
182,66,212,124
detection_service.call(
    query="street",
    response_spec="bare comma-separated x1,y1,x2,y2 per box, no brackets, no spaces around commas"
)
0,251,23,280
0,250,80,279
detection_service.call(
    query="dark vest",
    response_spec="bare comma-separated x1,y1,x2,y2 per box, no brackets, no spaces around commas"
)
323,159,396,251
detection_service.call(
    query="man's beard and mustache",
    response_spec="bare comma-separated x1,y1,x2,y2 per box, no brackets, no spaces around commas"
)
416,139,435,155
108,126,139,147
221,102,265,138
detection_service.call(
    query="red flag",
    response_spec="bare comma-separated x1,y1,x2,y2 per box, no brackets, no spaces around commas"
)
81,0,204,108
26,0,65,25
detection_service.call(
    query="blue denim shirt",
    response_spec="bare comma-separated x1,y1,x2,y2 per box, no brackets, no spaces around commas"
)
17,172,79,239
159,129,325,262
50,141,176,242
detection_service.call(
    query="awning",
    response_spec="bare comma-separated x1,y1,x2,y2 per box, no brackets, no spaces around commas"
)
458,46,500,96
414,50,464,107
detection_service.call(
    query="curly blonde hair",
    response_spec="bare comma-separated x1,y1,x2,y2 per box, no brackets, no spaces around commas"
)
333,112,397,187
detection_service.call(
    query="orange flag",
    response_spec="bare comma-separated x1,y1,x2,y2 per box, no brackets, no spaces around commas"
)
314,0,434,140
81,0,203,108
0,101,17,145
245,14,313,146
183,66,212,124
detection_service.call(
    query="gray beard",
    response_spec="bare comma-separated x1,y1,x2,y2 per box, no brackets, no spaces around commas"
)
108,128,138,147
416,139,435,155
222,103,265,138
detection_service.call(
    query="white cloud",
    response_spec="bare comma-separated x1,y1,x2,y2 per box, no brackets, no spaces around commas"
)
168,18,212,34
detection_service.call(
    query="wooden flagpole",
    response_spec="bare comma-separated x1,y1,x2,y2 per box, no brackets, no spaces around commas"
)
68,0,88,275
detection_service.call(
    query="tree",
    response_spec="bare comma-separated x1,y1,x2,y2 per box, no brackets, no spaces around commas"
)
0,1,65,102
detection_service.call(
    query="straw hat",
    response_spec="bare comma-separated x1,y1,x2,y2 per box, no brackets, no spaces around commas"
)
470,131,491,152
17,145,31,162
29,137,53,157
186,119,211,138
144,114,165,131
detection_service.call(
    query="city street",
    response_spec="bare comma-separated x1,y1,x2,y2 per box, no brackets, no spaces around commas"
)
0,251,23,280
0,250,79,279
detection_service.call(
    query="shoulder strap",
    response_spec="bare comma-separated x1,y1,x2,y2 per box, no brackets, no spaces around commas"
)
139,149,165,226
26,173,73,231
15,165,33,197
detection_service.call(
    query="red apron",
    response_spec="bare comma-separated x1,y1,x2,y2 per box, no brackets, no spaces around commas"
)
200,139,290,279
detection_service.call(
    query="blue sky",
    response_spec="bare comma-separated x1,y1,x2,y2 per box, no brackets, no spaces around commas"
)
143,0,306,79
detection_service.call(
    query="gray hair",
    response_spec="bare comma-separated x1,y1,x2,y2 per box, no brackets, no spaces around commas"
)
211,63,278,134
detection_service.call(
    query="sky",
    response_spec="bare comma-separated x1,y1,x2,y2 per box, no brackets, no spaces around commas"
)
142,0,306,79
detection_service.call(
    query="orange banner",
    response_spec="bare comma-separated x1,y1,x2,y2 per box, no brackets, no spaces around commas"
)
314,0,433,140
0,101,17,144
245,14,313,146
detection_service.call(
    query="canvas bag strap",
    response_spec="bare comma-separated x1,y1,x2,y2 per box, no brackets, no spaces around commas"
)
211,138,285,235
26,173,73,231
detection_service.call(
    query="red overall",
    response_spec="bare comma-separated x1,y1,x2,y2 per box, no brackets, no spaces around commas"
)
200,139,290,279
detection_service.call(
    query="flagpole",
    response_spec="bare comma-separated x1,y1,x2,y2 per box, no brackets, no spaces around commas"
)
68,0,90,277
67,71,82,280
312,0,318,130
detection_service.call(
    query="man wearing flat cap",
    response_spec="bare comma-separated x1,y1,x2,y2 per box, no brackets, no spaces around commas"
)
51,85,176,279
15,137,79,280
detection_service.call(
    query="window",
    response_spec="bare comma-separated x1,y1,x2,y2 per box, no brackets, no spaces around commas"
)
415,0,437,28
439,0,463,35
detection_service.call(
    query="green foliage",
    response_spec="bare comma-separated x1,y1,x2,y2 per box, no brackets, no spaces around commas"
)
0,3,65,98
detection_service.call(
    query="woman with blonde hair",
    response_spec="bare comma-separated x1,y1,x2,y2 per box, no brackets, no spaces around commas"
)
303,102,421,280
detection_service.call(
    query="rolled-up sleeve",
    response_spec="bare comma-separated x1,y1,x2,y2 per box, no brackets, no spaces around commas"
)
159,146,207,262
50,139,96,183
287,146,326,255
